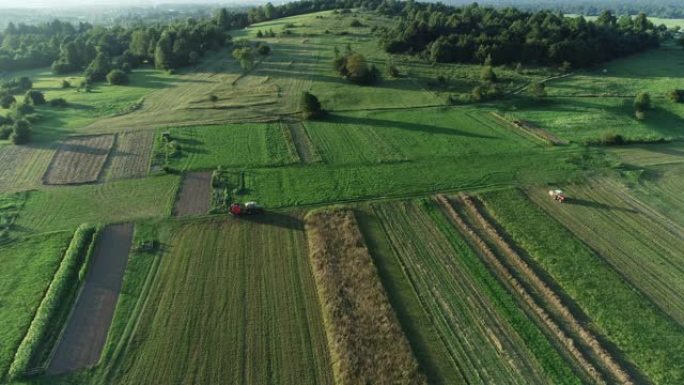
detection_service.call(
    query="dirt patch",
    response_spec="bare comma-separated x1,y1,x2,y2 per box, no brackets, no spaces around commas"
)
47,223,133,375
43,135,115,185
105,131,154,180
173,171,212,216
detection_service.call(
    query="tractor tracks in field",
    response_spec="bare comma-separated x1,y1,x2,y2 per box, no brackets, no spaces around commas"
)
436,194,636,385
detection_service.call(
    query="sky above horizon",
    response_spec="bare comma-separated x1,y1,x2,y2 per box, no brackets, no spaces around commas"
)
0,0,266,9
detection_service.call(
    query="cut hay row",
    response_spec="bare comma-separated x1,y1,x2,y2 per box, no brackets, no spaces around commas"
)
105,131,154,180
372,201,569,385
304,208,424,385
43,135,115,185
480,188,684,384
527,179,684,326
443,193,634,385
434,194,608,384
490,112,567,145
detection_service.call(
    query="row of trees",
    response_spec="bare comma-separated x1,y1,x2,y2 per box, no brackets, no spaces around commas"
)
379,2,664,68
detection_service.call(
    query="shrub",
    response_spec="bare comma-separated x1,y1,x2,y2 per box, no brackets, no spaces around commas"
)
107,69,129,85
209,94,219,103
668,89,684,103
61,79,71,89
530,81,547,98
335,53,380,85
257,45,271,55
0,93,16,108
480,66,497,83
350,19,363,27
634,92,651,112
601,133,625,145
12,102,34,117
0,125,12,140
8,224,96,379
24,90,46,106
301,91,324,120
10,119,32,145
49,98,69,108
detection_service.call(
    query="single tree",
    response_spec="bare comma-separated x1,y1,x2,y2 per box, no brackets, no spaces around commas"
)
10,119,31,145
634,92,651,120
301,91,324,120
480,66,497,83
530,81,546,98
0,93,16,109
24,90,46,106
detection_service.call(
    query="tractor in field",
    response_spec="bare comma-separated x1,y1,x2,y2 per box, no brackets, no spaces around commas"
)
549,189,567,203
230,201,264,216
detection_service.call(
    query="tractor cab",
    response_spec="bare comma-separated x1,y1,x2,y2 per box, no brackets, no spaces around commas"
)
548,189,566,203
230,201,264,216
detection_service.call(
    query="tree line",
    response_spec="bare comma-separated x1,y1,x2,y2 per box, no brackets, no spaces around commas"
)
378,2,664,68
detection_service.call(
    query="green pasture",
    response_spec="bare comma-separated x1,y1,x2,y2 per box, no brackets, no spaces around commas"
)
0,232,72,379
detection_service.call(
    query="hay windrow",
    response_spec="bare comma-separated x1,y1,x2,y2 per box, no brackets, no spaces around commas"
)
304,208,425,385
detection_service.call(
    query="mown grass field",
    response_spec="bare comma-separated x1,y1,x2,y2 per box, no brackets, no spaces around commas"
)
103,216,333,385
152,123,298,171
15,175,179,233
0,232,72,379
361,200,581,385
480,189,684,385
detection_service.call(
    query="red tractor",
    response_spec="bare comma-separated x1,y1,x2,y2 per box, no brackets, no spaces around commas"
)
549,189,567,203
230,201,264,216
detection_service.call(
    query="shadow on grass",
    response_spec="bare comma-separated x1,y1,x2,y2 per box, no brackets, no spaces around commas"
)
327,113,497,139
236,211,304,230
567,198,639,213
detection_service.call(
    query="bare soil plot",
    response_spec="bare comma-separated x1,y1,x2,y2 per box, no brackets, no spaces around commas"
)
43,135,115,185
47,223,133,375
172,171,211,216
0,144,56,193
105,131,154,180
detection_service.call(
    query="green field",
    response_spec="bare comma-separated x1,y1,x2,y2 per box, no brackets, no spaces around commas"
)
479,189,684,385
360,200,582,385
102,216,333,385
15,175,179,233
0,232,72,378
0,6,683,385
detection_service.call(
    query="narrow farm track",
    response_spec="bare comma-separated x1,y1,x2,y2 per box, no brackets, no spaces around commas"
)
285,120,321,163
372,201,553,385
111,217,334,385
48,224,133,375
438,194,634,385
528,179,684,326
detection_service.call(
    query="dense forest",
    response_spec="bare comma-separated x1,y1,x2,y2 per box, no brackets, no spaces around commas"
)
0,0,673,77
379,2,665,68
441,0,684,19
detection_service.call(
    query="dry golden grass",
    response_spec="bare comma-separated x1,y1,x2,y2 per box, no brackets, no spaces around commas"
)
305,208,425,385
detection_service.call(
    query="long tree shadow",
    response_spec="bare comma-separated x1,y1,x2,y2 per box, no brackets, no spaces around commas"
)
327,113,497,139
567,198,639,213
237,211,304,230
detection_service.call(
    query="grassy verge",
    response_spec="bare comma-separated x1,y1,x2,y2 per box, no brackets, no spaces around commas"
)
480,188,684,384
304,208,424,385
8,224,96,379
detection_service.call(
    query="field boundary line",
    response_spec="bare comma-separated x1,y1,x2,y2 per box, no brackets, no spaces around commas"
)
436,194,625,385
97,133,119,183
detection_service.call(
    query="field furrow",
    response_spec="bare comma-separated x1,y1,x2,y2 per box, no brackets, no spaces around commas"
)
111,216,333,385
481,188,684,385
527,179,684,326
372,201,569,385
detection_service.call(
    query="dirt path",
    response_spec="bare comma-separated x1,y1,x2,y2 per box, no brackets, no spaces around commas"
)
47,223,133,375
173,171,212,216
